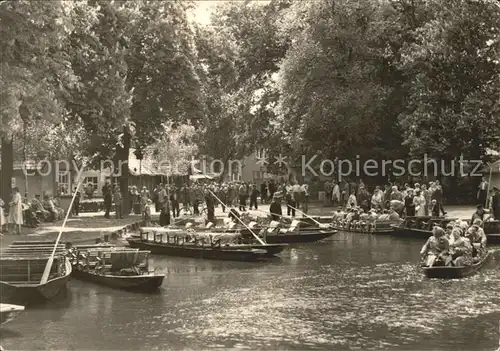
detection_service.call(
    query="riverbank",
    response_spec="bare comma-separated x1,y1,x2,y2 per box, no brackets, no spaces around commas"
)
0,204,477,250
0,215,151,250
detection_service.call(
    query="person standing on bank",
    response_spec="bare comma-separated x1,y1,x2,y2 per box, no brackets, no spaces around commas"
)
238,182,247,212
170,190,180,218
249,184,259,210
260,181,268,204
477,176,489,207
102,179,113,219
205,190,215,224
159,184,170,226
431,181,446,216
286,187,297,217
404,189,416,217
114,184,123,219
301,183,310,215
72,185,81,216
8,187,23,235
292,181,303,209
268,179,276,200
269,195,282,221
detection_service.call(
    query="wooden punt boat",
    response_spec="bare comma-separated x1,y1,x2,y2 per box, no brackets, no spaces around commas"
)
68,246,164,292
422,251,490,279
0,303,25,325
244,220,337,244
331,219,402,234
392,217,500,243
139,220,336,245
0,241,72,306
390,216,458,239
482,220,500,244
138,227,288,256
127,230,280,261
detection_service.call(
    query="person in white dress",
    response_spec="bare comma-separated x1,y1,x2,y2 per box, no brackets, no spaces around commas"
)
0,197,6,233
413,189,426,217
332,182,340,205
8,187,23,234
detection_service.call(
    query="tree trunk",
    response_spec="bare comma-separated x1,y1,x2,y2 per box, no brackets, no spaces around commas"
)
1,136,14,200
117,126,130,216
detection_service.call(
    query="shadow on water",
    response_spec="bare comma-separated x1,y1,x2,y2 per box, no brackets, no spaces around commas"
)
28,287,73,311
0,289,73,343
0,328,23,339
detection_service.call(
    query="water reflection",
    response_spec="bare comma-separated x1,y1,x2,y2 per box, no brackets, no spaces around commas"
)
2,232,500,350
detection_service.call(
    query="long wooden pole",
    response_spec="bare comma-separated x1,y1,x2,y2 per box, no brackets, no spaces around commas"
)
206,188,266,245
40,165,86,284
23,122,28,197
486,162,493,208
287,204,323,227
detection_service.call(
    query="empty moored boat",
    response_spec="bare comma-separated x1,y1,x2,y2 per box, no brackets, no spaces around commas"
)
68,245,164,292
0,241,71,306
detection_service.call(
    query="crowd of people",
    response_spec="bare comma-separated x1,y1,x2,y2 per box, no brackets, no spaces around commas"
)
2,174,499,238
0,187,66,234
322,179,448,217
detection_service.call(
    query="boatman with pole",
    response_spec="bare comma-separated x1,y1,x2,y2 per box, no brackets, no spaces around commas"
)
269,195,282,221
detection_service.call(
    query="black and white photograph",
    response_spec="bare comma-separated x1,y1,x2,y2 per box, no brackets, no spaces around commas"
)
1,0,500,350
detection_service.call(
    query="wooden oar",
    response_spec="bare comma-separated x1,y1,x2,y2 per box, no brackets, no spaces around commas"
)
497,320,500,351
486,161,493,208
206,189,266,246
287,204,326,227
40,172,86,284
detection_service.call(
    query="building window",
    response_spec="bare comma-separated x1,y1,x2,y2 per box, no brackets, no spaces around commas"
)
57,172,70,195
84,177,98,188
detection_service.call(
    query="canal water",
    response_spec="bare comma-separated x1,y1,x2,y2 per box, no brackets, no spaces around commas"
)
2,232,500,350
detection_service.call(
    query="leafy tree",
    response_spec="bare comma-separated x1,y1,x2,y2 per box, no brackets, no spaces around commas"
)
276,0,410,184
65,0,203,214
194,0,291,178
399,0,500,162
0,0,78,198
147,122,198,177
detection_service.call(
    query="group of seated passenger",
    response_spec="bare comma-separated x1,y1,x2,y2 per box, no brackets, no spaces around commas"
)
27,194,65,225
420,219,487,267
331,207,401,232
